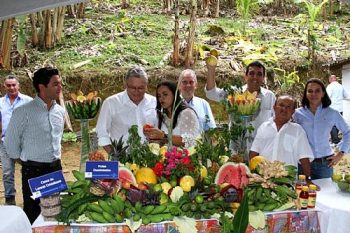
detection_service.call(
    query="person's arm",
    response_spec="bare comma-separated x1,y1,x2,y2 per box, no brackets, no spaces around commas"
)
96,100,113,152
205,57,217,91
4,108,25,159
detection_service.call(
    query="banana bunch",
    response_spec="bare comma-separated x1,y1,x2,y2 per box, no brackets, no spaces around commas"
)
228,90,261,116
66,91,101,120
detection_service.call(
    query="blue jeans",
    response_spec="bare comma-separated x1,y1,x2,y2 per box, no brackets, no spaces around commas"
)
310,158,333,180
0,143,16,198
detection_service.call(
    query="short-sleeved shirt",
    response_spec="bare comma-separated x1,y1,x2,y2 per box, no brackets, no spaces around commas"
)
250,118,314,167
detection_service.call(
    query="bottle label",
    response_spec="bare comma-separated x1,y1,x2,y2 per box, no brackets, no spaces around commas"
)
308,196,316,208
300,198,308,209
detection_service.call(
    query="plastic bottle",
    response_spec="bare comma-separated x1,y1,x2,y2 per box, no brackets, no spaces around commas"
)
295,175,306,197
308,184,317,208
299,186,309,210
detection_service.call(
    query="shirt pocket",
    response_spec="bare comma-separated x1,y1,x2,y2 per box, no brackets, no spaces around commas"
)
283,134,294,153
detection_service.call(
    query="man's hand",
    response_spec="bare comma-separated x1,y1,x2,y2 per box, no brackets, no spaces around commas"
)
327,151,344,167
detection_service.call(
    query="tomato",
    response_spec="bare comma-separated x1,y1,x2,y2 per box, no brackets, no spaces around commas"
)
143,123,153,130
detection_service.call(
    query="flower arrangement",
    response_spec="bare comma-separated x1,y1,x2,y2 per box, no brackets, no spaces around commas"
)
65,91,101,120
227,90,261,116
153,146,198,181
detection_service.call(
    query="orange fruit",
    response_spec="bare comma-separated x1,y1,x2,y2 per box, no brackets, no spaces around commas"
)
136,167,157,184
249,155,266,170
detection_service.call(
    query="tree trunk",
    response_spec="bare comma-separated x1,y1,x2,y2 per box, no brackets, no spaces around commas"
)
203,0,209,16
44,10,53,49
121,0,129,9
56,7,66,41
0,18,14,70
77,3,85,18
172,0,180,66
30,14,39,47
67,5,76,18
214,0,220,18
184,0,197,68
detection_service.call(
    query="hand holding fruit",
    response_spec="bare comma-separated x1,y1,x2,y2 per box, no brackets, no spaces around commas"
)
143,124,165,141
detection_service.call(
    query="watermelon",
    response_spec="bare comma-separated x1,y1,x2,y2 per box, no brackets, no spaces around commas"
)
215,162,250,189
118,167,137,185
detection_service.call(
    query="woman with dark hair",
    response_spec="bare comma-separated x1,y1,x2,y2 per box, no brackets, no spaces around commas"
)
294,78,350,180
144,80,200,147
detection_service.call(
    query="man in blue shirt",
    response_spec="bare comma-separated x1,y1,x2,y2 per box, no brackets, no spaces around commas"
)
178,69,216,132
0,75,32,205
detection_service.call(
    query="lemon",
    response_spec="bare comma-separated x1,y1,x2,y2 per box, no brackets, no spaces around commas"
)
136,167,157,184
249,155,266,170
179,175,195,192
129,163,139,175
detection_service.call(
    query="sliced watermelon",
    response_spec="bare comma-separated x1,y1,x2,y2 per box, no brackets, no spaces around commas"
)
215,162,250,189
118,167,137,185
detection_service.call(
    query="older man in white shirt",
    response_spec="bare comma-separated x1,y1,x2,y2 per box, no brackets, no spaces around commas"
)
249,95,314,182
96,66,157,154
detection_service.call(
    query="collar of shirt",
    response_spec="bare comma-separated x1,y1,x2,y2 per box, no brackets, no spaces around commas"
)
34,95,57,110
242,84,269,97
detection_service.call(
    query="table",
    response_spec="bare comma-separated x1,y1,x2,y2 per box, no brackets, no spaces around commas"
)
313,178,350,233
0,205,32,233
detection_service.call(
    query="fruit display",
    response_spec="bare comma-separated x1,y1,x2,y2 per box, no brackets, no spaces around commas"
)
228,90,261,116
65,91,101,120
332,158,350,193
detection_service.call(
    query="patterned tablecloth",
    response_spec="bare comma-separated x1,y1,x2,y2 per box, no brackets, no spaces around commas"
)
32,209,320,233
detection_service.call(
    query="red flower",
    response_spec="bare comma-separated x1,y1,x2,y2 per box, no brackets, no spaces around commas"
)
153,162,164,177
182,156,191,165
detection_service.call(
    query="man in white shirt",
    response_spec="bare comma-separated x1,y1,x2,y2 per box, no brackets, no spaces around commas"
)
249,95,314,179
179,69,216,132
96,66,157,154
326,75,349,144
205,60,275,136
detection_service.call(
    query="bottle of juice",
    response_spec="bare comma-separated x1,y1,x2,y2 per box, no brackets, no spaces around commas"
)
299,186,309,210
295,175,306,197
308,184,317,208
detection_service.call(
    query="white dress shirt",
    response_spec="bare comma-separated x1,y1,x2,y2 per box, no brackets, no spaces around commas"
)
184,96,216,132
250,118,314,167
326,81,349,112
96,91,157,146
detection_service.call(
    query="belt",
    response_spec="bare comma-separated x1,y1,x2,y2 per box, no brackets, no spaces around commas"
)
21,160,61,168
313,155,333,163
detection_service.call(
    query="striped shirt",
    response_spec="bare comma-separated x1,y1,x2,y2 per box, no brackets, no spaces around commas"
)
4,96,65,162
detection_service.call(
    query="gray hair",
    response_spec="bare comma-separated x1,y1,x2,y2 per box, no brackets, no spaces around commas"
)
4,75,19,82
125,66,148,82
179,69,197,83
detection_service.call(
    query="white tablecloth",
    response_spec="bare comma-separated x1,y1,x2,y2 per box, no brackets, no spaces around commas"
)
0,206,32,233
313,178,350,233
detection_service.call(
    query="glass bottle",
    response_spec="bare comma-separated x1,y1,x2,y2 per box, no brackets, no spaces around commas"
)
299,186,309,210
295,175,306,197
308,184,317,208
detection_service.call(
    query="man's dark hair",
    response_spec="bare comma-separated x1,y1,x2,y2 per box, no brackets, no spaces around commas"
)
32,67,59,93
301,78,331,108
245,60,266,76
156,80,186,129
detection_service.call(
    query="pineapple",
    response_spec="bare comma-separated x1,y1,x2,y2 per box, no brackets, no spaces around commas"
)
109,136,129,161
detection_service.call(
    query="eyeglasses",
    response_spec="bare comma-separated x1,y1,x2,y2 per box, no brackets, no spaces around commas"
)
127,85,146,92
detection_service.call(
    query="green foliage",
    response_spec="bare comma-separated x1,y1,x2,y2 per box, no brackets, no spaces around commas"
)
123,125,161,167
273,68,303,92
16,16,27,57
62,132,78,143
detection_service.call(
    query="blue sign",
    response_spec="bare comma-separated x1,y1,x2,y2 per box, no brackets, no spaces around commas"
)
85,161,119,179
28,170,67,199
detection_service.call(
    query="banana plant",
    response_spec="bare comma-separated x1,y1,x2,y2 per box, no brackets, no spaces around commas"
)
235,0,255,35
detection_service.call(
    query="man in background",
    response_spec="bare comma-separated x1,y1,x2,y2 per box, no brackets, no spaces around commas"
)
5,67,65,223
0,75,32,205
96,66,157,154
179,69,216,132
326,75,349,144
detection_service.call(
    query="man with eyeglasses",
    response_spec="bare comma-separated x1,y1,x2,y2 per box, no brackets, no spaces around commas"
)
205,60,276,137
179,69,216,132
96,66,157,154
0,75,32,205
